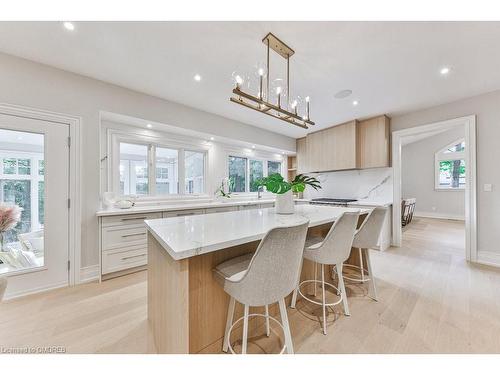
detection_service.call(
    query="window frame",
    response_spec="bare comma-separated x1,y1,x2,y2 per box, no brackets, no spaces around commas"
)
110,133,208,198
227,153,284,195
434,138,466,191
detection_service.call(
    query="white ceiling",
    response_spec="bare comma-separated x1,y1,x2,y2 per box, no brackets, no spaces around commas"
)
0,21,499,138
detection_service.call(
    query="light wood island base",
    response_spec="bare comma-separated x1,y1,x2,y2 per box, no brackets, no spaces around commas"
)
147,229,332,354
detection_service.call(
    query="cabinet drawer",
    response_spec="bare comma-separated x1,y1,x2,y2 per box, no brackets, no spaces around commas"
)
101,212,162,227
102,246,147,275
163,209,205,218
102,225,148,250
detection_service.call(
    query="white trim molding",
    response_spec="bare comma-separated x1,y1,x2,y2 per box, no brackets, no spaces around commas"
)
413,211,465,221
392,115,477,263
0,102,82,285
79,265,100,284
476,251,500,268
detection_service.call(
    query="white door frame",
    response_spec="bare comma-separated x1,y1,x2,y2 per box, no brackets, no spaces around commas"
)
392,115,477,262
0,103,82,285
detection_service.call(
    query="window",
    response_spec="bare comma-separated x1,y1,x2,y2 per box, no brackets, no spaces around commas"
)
18,159,31,175
38,160,44,176
435,139,466,190
228,156,247,193
114,138,206,197
228,156,283,193
3,158,16,174
185,151,205,194
156,167,169,179
0,129,45,248
267,161,282,175
119,143,149,195
249,160,263,192
155,147,178,195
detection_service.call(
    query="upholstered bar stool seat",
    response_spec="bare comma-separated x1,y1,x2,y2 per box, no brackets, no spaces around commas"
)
214,253,253,283
213,221,309,354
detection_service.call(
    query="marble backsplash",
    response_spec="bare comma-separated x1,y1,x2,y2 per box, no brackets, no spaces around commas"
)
303,167,393,202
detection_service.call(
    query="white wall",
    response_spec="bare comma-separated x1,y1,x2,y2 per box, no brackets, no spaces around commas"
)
402,127,465,220
392,89,500,257
0,52,295,269
303,167,393,203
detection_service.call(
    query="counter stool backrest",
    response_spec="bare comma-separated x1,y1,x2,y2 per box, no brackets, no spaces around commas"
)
352,207,388,249
224,221,309,307
307,211,360,265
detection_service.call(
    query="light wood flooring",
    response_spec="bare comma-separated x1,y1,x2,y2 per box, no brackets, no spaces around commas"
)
1,217,500,353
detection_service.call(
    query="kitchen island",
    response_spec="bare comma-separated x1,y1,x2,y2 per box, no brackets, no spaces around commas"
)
145,204,369,354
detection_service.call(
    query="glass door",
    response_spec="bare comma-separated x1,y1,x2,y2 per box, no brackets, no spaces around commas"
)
0,113,69,298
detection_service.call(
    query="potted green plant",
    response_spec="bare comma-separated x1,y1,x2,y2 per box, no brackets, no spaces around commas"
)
255,173,321,214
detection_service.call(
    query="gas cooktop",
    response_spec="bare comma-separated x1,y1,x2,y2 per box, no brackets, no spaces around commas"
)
311,198,358,203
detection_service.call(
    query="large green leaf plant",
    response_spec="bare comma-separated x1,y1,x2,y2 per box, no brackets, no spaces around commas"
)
255,173,321,194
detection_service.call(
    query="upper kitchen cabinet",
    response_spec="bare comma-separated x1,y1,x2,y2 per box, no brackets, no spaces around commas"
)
306,120,357,172
356,115,391,169
297,115,391,173
296,137,308,173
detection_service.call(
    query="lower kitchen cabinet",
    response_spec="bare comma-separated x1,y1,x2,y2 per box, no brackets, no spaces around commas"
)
98,201,277,279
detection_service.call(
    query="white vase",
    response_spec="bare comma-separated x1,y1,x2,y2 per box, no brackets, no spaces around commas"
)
275,190,294,214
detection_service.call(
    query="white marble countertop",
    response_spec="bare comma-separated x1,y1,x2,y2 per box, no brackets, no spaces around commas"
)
96,198,310,217
145,205,370,261
348,199,393,207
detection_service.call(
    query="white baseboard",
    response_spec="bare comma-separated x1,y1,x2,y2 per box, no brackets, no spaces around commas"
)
79,265,100,284
476,251,500,268
4,281,68,301
413,211,465,221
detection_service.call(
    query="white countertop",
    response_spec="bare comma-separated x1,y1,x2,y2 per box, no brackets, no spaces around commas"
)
348,199,392,207
96,198,310,217
145,205,371,261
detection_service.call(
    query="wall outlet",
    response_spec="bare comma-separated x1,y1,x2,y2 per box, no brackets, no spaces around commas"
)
484,184,493,192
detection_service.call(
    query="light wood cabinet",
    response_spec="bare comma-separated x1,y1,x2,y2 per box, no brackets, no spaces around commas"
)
296,115,390,173
305,120,357,172
356,115,391,169
296,137,308,173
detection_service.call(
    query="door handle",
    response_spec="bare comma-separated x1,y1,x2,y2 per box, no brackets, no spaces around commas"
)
121,216,147,221
121,254,147,261
121,232,145,238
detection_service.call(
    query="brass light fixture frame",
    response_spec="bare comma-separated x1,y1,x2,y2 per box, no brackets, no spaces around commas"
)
230,32,315,129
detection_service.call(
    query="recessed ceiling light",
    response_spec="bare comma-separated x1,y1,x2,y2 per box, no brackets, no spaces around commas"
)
63,22,75,31
334,89,353,99
252,145,256,149
194,74,202,82
210,137,214,141
146,123,152,128
440,67,451,75
281,151,285,155
352,100,359,106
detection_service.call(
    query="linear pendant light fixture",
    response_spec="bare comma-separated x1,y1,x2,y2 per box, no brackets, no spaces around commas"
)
230,33,315,129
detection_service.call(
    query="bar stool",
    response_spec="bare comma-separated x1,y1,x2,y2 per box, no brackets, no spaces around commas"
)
339,207,388,301
290,211,360,335
213,220,309,354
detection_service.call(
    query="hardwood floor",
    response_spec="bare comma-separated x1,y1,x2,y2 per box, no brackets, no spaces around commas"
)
1,217,500,353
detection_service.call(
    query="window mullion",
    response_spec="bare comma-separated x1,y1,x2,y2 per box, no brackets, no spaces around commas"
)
179,149,185,195
149,144,155,196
